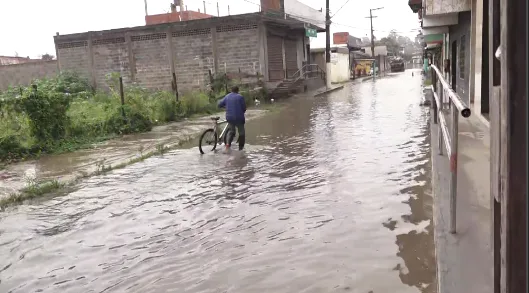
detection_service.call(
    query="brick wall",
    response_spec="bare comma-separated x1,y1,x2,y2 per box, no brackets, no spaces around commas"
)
172,29,214,90
132,33,172,90
0,61,58,91
57,41,90,77
54,18,263,92
217,24,260,76
93,37,131,88
145,11,213,25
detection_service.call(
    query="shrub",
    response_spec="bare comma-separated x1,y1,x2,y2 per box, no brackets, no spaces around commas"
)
20,87,71,147
0,71,266,163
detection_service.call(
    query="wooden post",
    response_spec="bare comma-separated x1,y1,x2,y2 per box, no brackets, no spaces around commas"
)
497,0,527,291
224,73,228,94
119,77,126,120
172,72,179,102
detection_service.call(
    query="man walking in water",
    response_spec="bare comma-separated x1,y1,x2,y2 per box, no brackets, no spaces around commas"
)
218,86,246,151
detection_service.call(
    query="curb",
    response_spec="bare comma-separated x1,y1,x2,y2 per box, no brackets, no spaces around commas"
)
430,130,443,293
313,85,345,97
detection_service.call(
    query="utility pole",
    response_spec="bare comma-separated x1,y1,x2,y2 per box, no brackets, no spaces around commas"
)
203,1,206,14
366,7,383,57
369,10,376,58
325,0,331,88
144,0,148,16
366,7,383,77
217,2,220,16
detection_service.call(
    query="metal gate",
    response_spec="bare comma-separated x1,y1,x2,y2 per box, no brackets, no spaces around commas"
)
267,35,284,81
284,39,298,78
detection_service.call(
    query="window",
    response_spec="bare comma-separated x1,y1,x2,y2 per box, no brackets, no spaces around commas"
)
459,35,466,79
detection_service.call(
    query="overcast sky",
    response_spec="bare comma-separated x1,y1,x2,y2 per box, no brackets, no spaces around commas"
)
0,0,419,58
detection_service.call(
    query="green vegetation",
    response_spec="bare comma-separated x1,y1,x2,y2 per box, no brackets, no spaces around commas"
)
424,78,432,86
0,179,65,209
0,72,267,164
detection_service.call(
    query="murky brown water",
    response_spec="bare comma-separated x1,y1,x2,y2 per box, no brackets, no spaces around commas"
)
0,70,435,293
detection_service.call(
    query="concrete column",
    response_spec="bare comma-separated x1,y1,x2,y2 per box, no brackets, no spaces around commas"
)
469,0,478,104
281,38,286,78
211,25,219,74
166,28,175,76
125,32,136,82
473,0,484,117
54,33,61,73
257,23,268,80
87,32,96,90
326,52,332,87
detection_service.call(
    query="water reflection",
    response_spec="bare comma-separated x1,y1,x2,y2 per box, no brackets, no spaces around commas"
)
0,70,435,293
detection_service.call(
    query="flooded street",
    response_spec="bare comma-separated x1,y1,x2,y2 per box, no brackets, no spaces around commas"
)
0,70,435,293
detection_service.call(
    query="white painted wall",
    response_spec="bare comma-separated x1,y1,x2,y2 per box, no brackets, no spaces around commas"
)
424,0,471,15
330,52,349,83
422,13,459,27
283,0,325,29
361,46,388,57
471,0,489,127
422,26,449,34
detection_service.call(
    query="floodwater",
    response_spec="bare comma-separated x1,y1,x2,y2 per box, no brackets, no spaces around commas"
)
0,70,435,293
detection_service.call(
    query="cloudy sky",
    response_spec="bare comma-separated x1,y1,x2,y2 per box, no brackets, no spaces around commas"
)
0,0,420,58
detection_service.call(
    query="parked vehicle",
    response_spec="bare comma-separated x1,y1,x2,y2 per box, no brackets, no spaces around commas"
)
390,57,405,72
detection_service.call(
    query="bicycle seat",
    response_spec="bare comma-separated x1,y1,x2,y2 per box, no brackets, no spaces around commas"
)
210,116,220,121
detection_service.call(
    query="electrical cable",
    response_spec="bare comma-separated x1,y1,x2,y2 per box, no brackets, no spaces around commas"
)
331,0,351,18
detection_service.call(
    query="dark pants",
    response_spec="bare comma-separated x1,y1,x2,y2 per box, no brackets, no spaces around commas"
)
227,122,245,150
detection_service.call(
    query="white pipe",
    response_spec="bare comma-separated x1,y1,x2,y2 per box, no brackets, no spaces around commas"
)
326,63,332,88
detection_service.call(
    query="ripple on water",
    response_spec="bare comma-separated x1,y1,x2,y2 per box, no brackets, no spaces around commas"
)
0,74,435,293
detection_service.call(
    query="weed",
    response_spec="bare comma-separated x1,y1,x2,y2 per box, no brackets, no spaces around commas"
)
0,179,64,209
156,143,167,155
424,78,432,86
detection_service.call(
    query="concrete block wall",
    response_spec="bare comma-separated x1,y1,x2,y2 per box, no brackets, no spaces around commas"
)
172,29,214,90
57,42,90,77
92,37,131,88
131,33,172,90
55,20,263,93
216,24,260,76
0,61,58,91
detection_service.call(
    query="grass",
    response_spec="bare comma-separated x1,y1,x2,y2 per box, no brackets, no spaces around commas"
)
0,73,268,165
0,179,65,209
0,74,279,208
0,129,205,209
424,78,432,86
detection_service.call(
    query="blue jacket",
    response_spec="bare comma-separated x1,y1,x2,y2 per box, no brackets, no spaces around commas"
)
218,92,247,124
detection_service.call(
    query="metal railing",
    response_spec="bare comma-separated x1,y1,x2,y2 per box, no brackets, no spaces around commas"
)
430,65,471,234
287,64,326,83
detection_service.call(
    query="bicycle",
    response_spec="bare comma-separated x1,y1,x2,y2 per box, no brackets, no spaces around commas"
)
198,117,238,154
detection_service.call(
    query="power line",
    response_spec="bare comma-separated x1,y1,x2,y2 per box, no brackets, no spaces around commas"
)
241,0,260,6
331,0,351,18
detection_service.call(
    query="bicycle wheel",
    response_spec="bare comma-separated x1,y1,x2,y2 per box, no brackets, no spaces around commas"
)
199,129,218,154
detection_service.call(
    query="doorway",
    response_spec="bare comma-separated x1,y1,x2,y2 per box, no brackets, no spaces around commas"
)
451,41,457,91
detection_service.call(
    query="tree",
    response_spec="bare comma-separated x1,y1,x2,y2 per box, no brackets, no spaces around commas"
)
376,30,422,60
41,54,55,61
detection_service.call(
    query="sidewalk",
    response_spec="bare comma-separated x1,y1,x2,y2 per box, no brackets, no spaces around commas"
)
430,107,493,292
0,109,268,200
